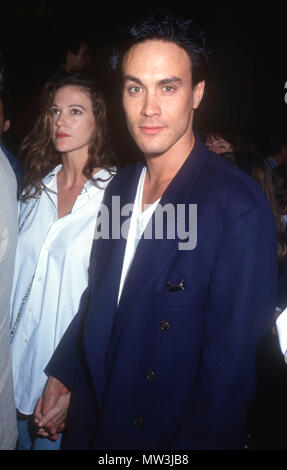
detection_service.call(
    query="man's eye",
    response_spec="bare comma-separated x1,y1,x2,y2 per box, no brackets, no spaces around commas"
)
162,86,175,93
128,86,142,94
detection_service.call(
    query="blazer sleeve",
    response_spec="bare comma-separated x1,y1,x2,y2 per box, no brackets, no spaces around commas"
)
174,200,278,449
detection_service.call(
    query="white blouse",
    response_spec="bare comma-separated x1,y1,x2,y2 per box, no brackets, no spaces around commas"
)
10,165,113,414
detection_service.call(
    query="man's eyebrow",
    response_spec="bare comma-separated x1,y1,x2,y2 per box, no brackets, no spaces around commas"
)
158,77,182,86
123,76,182,86
123,75,143,85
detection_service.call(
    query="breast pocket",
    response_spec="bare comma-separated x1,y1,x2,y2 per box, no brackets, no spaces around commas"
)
155,278,202,310
154,279,205,338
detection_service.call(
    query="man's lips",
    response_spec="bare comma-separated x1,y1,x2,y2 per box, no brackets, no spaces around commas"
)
56,132,70,138
139,126,165,135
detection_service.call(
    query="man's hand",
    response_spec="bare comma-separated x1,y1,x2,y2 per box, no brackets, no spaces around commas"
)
34,376,71,441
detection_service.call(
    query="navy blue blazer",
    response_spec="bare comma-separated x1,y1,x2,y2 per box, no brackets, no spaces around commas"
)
46,136,278,450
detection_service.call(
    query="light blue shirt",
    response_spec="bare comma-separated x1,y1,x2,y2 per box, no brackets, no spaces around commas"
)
266,155,278,169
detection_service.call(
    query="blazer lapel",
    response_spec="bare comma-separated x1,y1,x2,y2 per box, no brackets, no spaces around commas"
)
84,162,143,406
105,136,209,371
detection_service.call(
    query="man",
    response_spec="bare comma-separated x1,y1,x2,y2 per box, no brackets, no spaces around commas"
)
35,10,277,449
60,39,91,73
48,39,91,82
0,52,18,449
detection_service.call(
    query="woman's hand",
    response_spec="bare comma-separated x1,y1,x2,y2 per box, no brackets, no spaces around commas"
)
34,376,71,440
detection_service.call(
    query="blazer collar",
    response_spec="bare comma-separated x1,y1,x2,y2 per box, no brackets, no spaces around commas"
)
104,134,208,368
119,133,208,300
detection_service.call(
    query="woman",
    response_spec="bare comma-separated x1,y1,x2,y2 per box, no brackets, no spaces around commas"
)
10,72,116,450
204,127,252,155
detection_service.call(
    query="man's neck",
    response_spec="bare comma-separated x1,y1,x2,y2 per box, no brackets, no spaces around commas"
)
144,133,195,186
141,133,195,209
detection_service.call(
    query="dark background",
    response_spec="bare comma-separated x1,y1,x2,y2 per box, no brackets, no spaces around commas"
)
1,2,287,449
0,1,286,157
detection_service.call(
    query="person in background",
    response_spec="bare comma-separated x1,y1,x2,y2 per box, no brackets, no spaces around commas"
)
34,10,277,450
0,50,18,450
47,38,92,83
265,133,287,170
272,163,287,230
60,39,91,74
235,152,287,259
0,89,22,187
272,164,287,352
10,72,116,450
205,127,252,155
224,150,287,449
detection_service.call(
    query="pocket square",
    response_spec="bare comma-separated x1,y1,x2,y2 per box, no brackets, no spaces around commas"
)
165,279,185,292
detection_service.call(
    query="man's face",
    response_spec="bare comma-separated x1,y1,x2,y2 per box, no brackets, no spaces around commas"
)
68,42,91,72
122,40,204,159
0,99,10,142
75,42,91,70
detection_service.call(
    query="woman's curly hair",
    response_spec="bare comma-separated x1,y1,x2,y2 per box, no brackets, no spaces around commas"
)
20,72,117,201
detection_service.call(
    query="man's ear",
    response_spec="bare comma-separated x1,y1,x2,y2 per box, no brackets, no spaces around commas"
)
192,80,205,110
3,119,10,132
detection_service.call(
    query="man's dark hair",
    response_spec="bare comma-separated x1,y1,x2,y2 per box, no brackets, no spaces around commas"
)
55,38,89,67
110,9,210,87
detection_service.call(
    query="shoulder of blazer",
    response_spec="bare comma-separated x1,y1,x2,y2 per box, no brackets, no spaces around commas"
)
105,162,144,195
192,143,273,219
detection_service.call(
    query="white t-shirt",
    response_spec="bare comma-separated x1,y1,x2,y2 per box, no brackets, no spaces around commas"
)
118,167,160,304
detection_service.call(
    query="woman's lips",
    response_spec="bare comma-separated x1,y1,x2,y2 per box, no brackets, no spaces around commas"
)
56,133,70,138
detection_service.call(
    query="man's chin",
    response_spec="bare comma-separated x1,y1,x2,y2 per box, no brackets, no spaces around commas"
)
143,151,164,160
136,143,167,159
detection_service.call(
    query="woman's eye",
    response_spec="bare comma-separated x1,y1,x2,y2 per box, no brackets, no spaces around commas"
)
71,108,82,115
51,108,60,116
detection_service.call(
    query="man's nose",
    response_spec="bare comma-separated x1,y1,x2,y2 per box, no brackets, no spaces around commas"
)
140,92,161,118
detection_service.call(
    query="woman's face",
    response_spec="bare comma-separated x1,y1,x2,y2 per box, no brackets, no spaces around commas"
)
50,85,96,155
205,134,234,154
